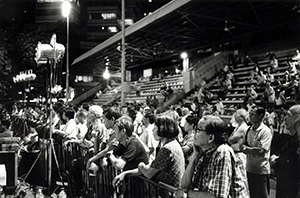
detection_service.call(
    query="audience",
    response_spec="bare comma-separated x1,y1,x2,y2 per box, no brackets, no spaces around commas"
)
5,49,300,198
113,114,185,192
175,115,248,198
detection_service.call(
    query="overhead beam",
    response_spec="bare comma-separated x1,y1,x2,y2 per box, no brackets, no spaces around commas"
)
72,0,193,66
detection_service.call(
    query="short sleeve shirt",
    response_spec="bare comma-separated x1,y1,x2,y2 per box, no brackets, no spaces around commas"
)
151,139,185,188
246,123,272,174
113,137,149,171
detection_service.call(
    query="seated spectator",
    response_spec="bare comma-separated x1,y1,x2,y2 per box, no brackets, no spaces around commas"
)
246,97,256,113
268,52,278,71
263,81,275,104
246,85,258,101
285,75,298,100
215,98,224,115
292,48,300,64
274,88,286,108
288,61,298,76
175,115,249,198
265,67,274,83
113,115,185,190
257,70,267,88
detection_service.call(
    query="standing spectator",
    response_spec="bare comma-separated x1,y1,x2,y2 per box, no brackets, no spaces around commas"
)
272,104,300,198
113,115,185,190
180,107,191,129
175,115,248,198
86,107,121,170
241,106,273,198
53,106,77,138
181,115,199,165
270,105,300,198
228,109,250,195
88,105,107,153
108,115,149,171
0,108,13,137
139,112,158,161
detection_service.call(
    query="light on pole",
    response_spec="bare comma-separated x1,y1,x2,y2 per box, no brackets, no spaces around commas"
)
62,1,71,104
103,67,110,87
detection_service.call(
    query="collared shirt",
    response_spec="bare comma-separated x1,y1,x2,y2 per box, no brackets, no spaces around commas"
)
246,122,272,174
193,144,249,198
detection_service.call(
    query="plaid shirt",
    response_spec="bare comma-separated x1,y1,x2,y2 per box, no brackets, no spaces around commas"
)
193,144,249,198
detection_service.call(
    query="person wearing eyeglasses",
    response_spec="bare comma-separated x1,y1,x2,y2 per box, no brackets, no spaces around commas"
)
175,115,248,198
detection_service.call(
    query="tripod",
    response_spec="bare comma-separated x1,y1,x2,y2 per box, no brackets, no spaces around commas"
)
15,137,67,197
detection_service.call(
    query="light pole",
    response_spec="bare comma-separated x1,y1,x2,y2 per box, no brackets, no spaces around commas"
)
62,1,71,104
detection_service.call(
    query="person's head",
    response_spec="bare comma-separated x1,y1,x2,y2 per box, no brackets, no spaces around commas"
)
114,115,133,141
63,107,75,121
103,107,121,129
88,105,103,122
249,106,265,124
0,108,11,132
142,112,155,125
75,109,88,124
153,114,179,141
285,105,300,136
194,115,228,150
181,107,190,116
184,115,199,132
233,109,249,125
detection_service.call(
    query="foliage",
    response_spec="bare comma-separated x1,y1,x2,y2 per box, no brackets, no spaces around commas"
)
0,21,79,102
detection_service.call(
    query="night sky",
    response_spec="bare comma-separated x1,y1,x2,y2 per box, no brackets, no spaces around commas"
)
0,0,36,27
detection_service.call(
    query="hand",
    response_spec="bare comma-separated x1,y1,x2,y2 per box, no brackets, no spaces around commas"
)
174,190,186,198
100,157,108,170
270,154,279,166
112,172,125,187
86,158,94,170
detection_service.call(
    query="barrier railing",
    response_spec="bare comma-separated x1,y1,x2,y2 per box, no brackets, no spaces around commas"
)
61,142,178,198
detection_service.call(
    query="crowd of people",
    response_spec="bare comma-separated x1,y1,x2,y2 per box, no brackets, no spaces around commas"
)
1,97,300,198
1,50,300,198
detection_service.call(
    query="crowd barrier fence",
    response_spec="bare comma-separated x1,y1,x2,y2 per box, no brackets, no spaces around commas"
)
61,142,178,198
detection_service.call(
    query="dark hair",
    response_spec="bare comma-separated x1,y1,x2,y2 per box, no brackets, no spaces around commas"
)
155,115,179,138
103,107,121,120
185,115,199,129
202,115,228,145
144,112,155,124
252,106,265,117
115,115,133,137
64,107,75,120
0,108,10,128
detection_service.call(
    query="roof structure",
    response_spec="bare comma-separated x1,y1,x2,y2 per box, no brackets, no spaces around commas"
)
71,0,299,76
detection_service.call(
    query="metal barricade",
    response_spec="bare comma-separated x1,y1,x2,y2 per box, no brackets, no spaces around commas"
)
61,143,177,198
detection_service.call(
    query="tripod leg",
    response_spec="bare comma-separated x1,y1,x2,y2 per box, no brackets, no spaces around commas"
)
50,139,74,198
